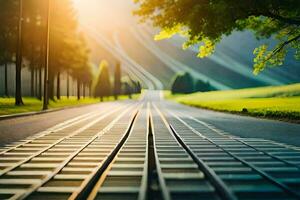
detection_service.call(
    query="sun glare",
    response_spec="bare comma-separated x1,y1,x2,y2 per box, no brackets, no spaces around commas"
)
72,0,136,31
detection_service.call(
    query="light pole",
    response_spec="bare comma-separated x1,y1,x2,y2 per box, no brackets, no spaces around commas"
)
43,0,51,110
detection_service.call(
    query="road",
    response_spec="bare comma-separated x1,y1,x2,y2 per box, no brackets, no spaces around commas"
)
0,91,299,200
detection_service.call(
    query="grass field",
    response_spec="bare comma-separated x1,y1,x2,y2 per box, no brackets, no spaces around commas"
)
0,94,140,116
165,83,300,121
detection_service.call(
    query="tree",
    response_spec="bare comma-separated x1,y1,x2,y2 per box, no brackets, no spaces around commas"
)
46,0,91,102
66,70,70,99
0,0,91,106
134,0,300,74
136,81,142,94
15,0,24,105
123,82,132,99
0,1,18,97
95,61,111,101
80,63,93,98
48,0,77,100
0,0,23,103
195,80,212,92
130,79,142,94
77,79,81,100
113,62,121,100
22,0,44,98
69,34,92,100
171,72,194,94
19,0,47,100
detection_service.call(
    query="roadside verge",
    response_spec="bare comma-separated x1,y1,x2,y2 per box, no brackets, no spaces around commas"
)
164,84,300,124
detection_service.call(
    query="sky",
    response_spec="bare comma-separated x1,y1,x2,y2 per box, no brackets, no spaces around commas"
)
72,0,137,31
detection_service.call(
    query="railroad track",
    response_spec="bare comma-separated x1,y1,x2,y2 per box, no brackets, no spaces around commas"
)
156,102,300,200
0,102,137,199
0,100,300,200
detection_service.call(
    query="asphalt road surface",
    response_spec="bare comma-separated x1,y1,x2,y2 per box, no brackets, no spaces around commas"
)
0,91,299,200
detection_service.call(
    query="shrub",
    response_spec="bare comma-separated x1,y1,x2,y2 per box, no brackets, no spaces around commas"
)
171,72,194,94
195,79,212,92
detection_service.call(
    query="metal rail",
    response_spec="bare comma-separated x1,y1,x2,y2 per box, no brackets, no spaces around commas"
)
190,116,300,170
0,111,98,155
85,103,149,200
0,104,131,199
166,107,300,199
1,97,299,200
149,108,171,200
0,105,124,178
72,105,140,200
138,103,150,200
153,103,237,200
21,105,138,200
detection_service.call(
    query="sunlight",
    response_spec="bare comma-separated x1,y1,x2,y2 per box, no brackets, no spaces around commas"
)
72,0,136,31
0,1,299,199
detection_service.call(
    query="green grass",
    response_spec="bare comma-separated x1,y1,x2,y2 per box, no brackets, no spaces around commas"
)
165,83,300,121
0,94,140,116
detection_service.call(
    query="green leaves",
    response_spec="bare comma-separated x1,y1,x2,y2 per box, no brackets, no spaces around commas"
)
134,0,300,74
197,39,215,58
253,44,287,75
154,25,183,40
94,60,111,99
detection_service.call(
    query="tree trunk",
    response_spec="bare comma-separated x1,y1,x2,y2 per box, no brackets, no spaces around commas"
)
35,68,38,97
77,80,81,100
38,43,44,101
83,84,86,99
48,73,55,101
67,72,70,99
38,67,42,100
15,62,23,105
4,63,9,97
30,67,34,97
15,0,24,106
15,1,23,105
56,71,60,100
89,84,92,98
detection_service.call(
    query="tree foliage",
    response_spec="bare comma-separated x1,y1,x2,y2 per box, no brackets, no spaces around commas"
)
114,62,122,99
0,0,18,97
134,0,300,73
95,61,111,101
0,0,92,104
171,72,215,94
0,0,18,66
195,79,215,92
122,76,142,98
171,72,194,94
130,79,142,94
48,0,91,100
123,82,133,99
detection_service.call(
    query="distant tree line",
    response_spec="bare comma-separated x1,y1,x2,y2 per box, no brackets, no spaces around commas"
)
171,72,215,94
94,60,142,101
0,0,92,106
